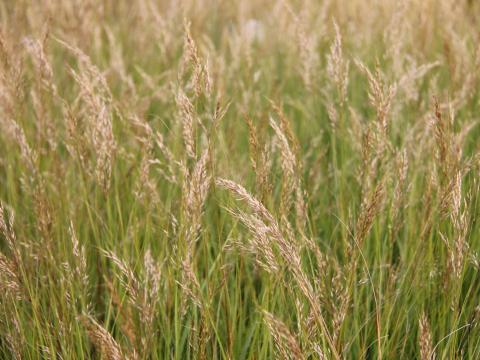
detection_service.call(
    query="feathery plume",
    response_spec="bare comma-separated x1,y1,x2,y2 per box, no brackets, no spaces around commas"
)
60,40,116,193
355,181,385,245
81,315,126,360
355,60,396,140
183,19,211,97
418,313,434,360
0,252,22,300
176,89,197,159
327,20,349,104
263,310,304,360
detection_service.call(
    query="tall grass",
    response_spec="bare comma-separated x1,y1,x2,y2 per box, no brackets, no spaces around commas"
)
1,0,480,359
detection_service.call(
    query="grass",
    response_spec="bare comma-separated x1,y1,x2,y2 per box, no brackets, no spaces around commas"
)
1,0,480,359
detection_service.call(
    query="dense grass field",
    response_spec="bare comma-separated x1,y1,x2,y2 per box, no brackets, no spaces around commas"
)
1,0,480,359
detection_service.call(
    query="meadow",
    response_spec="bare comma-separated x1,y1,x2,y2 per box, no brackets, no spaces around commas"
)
1,0,480,358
